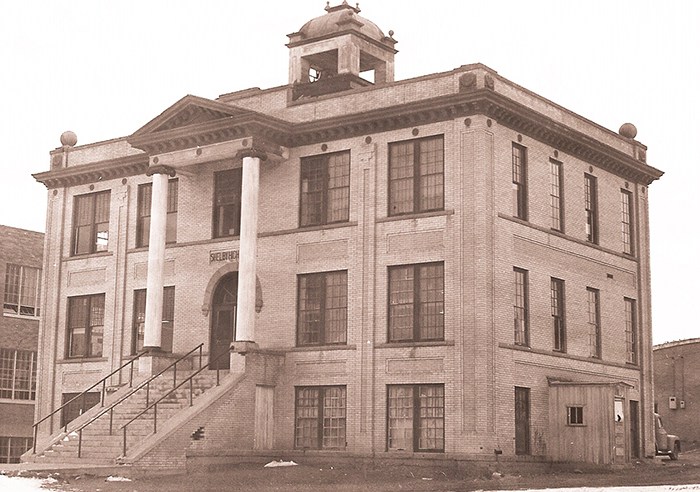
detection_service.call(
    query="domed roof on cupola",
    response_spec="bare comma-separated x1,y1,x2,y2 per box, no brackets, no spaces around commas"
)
297,1,385,43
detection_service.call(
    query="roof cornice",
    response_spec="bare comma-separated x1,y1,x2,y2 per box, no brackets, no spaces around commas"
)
33,154,148,189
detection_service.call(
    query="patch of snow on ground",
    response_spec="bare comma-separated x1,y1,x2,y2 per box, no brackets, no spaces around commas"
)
0,475,62,492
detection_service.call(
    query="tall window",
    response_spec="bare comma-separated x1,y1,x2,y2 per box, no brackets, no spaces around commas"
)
72,191,110,255
625,298,637,364
3,264,41,317
389,135,444,216
550,160,563,231
295,386,346,449
300,151,350,227
551,278,565,352
512,143,528,220
137,179,178,247
584,174,598,244
297,271,347,346
621,190,634,255
213,168,242,238
132,287,175,354
387,384,444,452
67,294,105,358
587,288,601,358
0,348,36,400
388,262,444,342
0,437,33,464
514,268,529,346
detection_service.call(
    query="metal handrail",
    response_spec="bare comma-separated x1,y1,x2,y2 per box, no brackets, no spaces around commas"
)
120,348,230,456
32,350,148,453
35,344,204,458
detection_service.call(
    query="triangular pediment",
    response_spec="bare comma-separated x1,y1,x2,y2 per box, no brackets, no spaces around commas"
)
131,95,255,137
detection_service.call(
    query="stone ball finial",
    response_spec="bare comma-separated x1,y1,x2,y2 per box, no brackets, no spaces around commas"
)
60,131,78,147
619,123,637,139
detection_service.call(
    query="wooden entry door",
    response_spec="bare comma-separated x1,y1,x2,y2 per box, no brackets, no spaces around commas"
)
515,387,531,455
210,273,238,370
254,385,274,450
629,400,640,459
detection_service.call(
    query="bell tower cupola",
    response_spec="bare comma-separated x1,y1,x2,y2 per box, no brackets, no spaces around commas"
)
287,1,397,100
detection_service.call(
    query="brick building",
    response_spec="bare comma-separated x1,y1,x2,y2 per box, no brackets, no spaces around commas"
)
654,339,700,448
0,225,42,463
29,2,662,470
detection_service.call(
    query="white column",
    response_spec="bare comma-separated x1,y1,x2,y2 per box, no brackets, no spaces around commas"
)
143,171,169,350
235,155,260,343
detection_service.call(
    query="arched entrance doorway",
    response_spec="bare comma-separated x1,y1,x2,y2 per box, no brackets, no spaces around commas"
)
210,272,238,370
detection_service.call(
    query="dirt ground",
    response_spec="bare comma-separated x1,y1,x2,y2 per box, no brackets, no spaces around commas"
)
10,450,700,492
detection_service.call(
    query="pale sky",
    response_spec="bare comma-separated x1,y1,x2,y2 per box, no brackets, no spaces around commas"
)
0,1,697,345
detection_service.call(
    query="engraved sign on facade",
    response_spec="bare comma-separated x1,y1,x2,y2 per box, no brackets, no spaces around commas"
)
210,250,239,263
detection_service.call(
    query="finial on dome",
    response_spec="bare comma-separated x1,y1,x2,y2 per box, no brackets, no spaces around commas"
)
325,1,331,12
60,131,77,147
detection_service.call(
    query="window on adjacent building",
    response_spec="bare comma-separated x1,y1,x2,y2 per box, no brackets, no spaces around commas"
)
300,151,350,227
514,268,529,346
625,297,637,364
213,168,242,238
389,135,444,216
297,271,347,346
621,189,634,255
387,384,444,452
584,174,598,244
3,264,41,317
550,159,563,231
295,386,346,449
72,191,110,255
0,348,36,400
0,437,33,464
587,288,601,358
67,294,105,358
388,262,444,342
132,287,175,354
567,406,584,425
137,179,178,247
512,143,528,220
551,278,565,352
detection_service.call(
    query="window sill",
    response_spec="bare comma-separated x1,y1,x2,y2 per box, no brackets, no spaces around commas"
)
57,357,109,364
65,251,113,261
375,340,455,349
498,342,637,370
260,221,358,238
377,209,454,224
0,398,35,405
288,344,356,352
2,313,40,320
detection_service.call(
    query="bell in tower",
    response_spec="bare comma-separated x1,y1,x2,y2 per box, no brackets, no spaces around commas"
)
287,1,397,100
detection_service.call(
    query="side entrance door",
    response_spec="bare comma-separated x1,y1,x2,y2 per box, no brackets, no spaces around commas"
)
515,386,531,455
210,273,238,370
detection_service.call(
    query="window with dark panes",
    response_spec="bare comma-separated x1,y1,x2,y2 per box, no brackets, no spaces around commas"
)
388,262,444,342
551,278,565,352
621,189,634,255
295,386,346,449
72,191,110,255
585,174,598,244
0,437,33,464
587,287,601,358
567,406,584,425
132,287,175,354
3,264,41,317
67,294,105,358
625,297,637,364
389,135,444,216
297,271,347,346
137,179,178,247
387,384,444,452
0,349,36,400
550,160,563,231
512,143,528,220
300,151,350,227
213,168,242,238
514,268,529,346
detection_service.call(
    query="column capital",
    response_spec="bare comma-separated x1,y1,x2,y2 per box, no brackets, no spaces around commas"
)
236,147,268,162
146,164,176,177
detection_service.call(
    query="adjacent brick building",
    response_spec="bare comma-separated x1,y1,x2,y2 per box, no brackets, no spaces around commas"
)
0,225,42,463
29,2,663,469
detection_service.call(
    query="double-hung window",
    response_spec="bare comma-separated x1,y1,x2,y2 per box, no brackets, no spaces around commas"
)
587,288,601,358
72,191,110,255
137,179,178,247
389,135,444,216
551,278,565,352
387,384,444,452
584,174,598,244
297,271,347,346
3,264,41,317
550,159,563,231
512,144,528,220
295,386,346,449
514,268,529,346
132,287,175,354
621,190,634,255
67,294,105,358
213,168,243,238
300,151,350,227
0,348,36,400
625,298,637,364
0,437,33,464
388,262,444,342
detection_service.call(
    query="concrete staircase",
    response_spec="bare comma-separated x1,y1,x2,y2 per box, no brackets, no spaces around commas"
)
32,370,220,466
